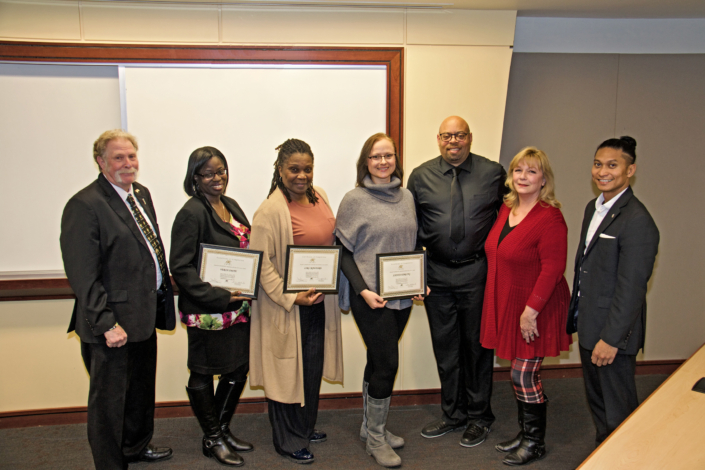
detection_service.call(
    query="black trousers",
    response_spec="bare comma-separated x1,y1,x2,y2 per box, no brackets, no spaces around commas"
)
579,345,638,444
350,292,411,399
423,289,495,428
81,332,157,470
268,302,326,454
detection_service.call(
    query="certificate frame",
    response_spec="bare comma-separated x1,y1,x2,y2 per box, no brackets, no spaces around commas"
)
197,243,263,299
283,245,342,294
376,251,427,300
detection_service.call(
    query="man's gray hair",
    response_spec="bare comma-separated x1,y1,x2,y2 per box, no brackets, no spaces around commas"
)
93,129,138,165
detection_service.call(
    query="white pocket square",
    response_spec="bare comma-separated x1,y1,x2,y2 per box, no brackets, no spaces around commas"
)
599,233,616,239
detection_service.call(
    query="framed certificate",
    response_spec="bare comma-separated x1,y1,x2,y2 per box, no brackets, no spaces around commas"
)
283,245,342,294
197,244,263,299
376,251,427,300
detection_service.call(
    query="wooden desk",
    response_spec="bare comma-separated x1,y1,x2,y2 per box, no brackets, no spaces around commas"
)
579,343,705,469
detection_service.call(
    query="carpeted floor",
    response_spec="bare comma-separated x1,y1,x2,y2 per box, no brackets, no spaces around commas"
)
0,375,667,470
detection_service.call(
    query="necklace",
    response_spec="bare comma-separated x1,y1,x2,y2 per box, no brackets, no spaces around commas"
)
216,200,228,222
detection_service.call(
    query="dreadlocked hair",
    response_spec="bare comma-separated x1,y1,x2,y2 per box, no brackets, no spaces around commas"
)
268,138,319,205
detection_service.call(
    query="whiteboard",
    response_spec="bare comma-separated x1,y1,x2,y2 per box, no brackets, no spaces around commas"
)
124,66,387,262
0,63,121,273
0,63,387,273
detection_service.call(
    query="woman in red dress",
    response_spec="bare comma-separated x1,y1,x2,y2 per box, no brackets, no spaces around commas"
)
480,147,572,466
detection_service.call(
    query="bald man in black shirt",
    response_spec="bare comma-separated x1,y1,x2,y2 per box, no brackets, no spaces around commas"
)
407,116,506,448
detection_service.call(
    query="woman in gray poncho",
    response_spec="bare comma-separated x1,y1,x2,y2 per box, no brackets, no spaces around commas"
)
335,133,428,468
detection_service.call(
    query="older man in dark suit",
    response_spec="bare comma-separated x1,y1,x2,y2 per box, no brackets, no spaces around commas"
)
567,136,659,445
61,130,176,470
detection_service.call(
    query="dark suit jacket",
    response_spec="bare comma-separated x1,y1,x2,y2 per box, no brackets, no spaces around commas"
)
567,187,659,355
169,195,250,316
61,174,176,343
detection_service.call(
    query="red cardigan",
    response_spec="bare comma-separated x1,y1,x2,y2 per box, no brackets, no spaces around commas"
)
480,202,572,360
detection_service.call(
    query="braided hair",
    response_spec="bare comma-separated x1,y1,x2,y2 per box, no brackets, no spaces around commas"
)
268,138,319,204
596,136,637,164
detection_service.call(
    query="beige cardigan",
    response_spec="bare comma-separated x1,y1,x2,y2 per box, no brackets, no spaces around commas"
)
249,187,344,405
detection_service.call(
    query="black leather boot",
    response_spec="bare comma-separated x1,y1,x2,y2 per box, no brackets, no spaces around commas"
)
215,377,254,453
496,399,523,452
502,401,547,466
186,383,244,467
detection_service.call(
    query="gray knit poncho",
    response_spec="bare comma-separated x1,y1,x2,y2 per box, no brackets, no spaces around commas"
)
335,175,417,310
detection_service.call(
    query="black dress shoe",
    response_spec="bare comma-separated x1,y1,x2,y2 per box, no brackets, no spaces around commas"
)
310,429,327,443
283,448,314,464
460,424,490,447
502,439,546,466
496,431,523,452
138,443,173,462
420,419,466,438
221,427,255,453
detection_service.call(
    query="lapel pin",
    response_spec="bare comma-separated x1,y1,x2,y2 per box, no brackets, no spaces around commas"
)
135,188,140,193
612,214,615,218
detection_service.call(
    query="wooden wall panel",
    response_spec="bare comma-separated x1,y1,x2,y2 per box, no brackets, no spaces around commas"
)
0,1,80,41
222,7,404,45
406,9,516,46
500,52,705,362
81,3,219,43
614,54,705,360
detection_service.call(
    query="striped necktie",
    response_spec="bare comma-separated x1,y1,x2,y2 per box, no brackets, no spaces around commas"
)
126,194,168,284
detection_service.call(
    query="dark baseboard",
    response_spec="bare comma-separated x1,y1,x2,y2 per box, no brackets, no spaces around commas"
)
0,360,682,429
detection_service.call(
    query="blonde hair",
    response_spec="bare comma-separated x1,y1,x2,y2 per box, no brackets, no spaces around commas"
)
93,129,138,165
504,147,561,210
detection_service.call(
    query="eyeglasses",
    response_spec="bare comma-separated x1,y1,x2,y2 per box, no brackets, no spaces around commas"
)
197,169,227,180
368,154,396,162
439,132,469,142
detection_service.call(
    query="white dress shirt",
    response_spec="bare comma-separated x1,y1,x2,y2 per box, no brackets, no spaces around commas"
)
109,181,163,288
584,187,629,254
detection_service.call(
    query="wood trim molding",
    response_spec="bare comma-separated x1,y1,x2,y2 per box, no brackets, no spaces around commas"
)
0,41,403,298
0,41,402,158
0,277,179,301
0,277,74,301
0,360,682,429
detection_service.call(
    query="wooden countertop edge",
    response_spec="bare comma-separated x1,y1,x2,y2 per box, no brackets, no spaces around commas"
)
577,341,705,469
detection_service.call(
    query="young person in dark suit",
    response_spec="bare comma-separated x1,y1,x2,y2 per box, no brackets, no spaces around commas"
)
567,136,659,445
60,130,175,470
170,147,254,467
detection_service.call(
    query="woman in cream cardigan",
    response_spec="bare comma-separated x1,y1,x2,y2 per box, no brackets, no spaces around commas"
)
249,139,344,465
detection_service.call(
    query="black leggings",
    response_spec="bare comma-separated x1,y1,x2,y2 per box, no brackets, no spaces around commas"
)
349,292,411,399
188,363,249,388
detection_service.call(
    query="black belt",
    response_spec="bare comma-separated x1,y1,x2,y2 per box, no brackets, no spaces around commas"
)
428,251,486,267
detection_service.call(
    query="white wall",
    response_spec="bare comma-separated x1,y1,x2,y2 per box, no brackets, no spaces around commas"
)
0,3,516,412
3,2,700,415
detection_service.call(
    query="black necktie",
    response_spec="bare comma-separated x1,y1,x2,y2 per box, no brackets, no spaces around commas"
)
126,194,168,283
450,167,465,244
